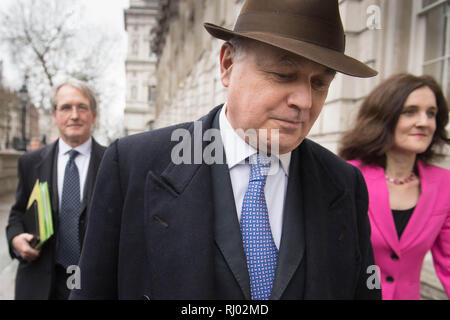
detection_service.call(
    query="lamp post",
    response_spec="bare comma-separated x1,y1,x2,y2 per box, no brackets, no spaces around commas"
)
18,83,28,150
5,103,11,150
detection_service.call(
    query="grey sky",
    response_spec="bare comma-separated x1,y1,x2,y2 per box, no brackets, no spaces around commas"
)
0,0,131,142
0,0,130,88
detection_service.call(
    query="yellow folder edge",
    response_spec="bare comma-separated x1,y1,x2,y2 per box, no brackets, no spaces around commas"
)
26,180,45,242
26,180,54,247
41,182,53,241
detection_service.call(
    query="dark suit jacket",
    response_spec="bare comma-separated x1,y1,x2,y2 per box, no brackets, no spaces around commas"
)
6,138,106,300
71,106,380,300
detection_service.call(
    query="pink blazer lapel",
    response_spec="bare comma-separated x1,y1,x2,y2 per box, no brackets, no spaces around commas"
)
364,165,402,255
399,161,440,251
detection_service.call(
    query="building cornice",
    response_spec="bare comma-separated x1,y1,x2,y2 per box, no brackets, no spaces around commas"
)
124,1,159,30
150,0,179,58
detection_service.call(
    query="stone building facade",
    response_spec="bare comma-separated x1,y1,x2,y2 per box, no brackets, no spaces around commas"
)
124,0,160,135
150,0,449,168
151,0,241,128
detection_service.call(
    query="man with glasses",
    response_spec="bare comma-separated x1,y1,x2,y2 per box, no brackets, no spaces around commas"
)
6,79,106,299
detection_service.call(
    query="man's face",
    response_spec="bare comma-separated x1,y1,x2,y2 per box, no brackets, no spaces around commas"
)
220,41,335,154
52,85,97,147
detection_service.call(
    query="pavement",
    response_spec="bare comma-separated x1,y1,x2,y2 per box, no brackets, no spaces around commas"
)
0,191,446,300
420,251,447,300
0,192,18,300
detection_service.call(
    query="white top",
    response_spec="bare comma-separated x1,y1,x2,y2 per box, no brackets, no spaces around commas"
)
57,138,92,208
219,105,291,249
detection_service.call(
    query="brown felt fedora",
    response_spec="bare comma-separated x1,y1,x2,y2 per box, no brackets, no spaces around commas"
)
204,0,377,78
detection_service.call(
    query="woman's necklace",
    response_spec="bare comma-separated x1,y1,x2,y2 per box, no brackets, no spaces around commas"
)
385,172,417,185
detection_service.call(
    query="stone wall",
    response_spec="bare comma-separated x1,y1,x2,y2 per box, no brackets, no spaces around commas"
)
0,152,20,196
124,0,159,135
153,0,243,128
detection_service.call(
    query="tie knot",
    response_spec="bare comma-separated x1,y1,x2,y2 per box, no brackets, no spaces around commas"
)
249,154,271,182
68,149,79,162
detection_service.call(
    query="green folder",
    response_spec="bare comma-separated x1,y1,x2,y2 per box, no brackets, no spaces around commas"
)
25,180,54,249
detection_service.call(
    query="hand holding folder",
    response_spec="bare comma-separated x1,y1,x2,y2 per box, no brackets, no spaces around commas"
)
23,180,54,249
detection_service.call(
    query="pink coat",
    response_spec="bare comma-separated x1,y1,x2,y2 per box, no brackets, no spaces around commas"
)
349,160,450,300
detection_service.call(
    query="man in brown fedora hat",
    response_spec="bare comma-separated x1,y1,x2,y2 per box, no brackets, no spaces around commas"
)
72,0,381,300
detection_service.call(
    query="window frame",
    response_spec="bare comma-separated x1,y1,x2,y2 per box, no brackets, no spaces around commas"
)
415,0,450,97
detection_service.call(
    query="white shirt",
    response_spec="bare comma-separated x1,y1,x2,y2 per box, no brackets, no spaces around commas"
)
219,104,291,249
57,138,92,208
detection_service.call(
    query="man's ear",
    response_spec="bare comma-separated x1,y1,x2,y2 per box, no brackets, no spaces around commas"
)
220,43,234,88
92,110,97,123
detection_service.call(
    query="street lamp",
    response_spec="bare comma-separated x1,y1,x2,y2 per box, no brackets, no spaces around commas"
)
18,83,28,150
5,104,11,150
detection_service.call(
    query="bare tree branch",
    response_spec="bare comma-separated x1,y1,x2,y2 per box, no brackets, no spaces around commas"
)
0,0,126,142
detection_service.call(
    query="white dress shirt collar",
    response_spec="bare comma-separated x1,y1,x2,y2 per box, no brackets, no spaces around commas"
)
58,137,92,157
219,103,291,176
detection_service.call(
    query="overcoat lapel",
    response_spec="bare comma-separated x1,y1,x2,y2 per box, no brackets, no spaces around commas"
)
297,141,352,299
210,110,251,299
271,148,305,299
36,141,59,220
144,116,217,299
364,165,402,255
81,139,103,214
395,162,438,252
211,162,251,299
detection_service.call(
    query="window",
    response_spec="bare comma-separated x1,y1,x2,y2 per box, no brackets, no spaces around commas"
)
148,85,156,102
420,0,449,98
422,0,440,7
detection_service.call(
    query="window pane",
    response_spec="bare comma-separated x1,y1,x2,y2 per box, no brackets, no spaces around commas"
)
424,60,444,83
424,59,449,98
148,85,157,102
424,4,448,61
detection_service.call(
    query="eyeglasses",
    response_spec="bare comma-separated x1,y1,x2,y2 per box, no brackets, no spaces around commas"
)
56,104,91,114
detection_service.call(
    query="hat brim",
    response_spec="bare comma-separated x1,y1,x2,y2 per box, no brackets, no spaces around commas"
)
204,23,377,78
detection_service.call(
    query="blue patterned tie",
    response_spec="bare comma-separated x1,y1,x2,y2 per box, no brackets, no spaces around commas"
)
57,149,81,268
240,153,278,300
